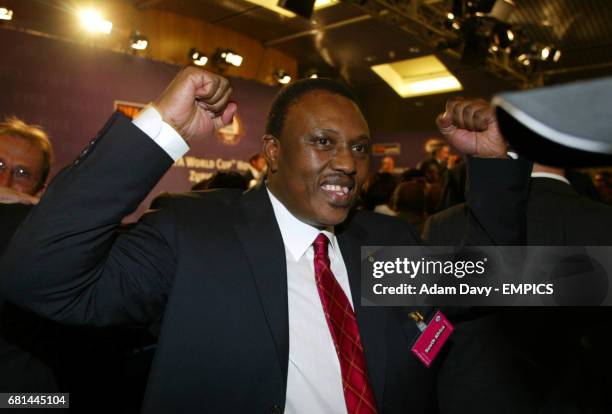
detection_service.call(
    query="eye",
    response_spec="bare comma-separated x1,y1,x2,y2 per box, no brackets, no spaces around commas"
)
352,143,370,154
0,160,5,171
314,136,331,146
13,167,31,179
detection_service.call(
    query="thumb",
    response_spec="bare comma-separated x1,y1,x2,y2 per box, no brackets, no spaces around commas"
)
213,102,237,130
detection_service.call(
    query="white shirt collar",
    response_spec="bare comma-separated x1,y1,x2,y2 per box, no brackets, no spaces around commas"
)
266,186,338,261
530,172,570,185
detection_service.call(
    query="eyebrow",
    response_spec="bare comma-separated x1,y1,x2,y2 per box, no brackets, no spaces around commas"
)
315,128,371,141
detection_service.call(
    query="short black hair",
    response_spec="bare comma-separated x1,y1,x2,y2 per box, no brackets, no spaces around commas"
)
265,78,360,139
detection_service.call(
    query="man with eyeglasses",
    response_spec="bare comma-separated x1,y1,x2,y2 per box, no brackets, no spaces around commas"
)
0,116,53,205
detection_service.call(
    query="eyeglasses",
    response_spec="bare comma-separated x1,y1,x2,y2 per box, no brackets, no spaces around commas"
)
0,159,37,183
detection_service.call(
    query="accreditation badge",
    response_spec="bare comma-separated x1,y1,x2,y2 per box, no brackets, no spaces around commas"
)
409,310,454,367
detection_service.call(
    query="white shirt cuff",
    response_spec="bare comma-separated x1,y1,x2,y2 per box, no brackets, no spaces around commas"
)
132,106,189,161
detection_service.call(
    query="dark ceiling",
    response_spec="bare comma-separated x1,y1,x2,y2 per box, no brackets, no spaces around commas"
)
132,0,612,86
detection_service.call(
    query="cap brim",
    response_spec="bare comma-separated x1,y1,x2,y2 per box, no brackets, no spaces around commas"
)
492,77,612,167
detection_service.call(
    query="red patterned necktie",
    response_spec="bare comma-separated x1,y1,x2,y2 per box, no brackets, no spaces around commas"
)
312,233,378,414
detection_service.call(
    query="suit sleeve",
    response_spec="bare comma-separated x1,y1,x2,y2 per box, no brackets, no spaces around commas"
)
0,112,178,327
463,157,531,245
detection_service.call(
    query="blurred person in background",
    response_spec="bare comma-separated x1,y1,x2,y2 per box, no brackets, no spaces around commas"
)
361,172,398,215
192,171,248,191
0,116,52,206
244,152,266,188
378,156,396,174
391,180,427,232
418,138,450,182
594,170,612,205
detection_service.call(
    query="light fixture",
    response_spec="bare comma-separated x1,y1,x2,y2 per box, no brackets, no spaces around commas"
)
314,0,339,10
517,53,531,66
447,12,454,20
130,32,148,50
492,25,515,48
189,48,208,66
214,49,243,67
371,55,462,98
539,46,561,62
274,69,292,84
0,7,13,21
79,9,113,34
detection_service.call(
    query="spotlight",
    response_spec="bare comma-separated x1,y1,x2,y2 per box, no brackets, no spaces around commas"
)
447,12,455,20
274,70,292,85
492,23,515,49
130,32,148,50
214,49,243,67
304,68,319,79
517,53,531,66
79,9,113,34
189,48,208,66
539,46,561,62
0,7,13,21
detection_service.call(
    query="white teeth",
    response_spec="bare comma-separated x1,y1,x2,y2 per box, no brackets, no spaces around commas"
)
322,184,351,195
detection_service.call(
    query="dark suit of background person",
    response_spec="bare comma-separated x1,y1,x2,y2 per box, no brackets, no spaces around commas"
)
0,69,532,413
0,203,61,395
422,170,612,413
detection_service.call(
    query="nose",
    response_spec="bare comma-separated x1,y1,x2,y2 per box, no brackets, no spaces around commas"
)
0,168,12,188
331,144,356,175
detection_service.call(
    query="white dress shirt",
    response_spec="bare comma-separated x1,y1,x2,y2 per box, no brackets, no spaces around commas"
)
132,107,352,413
267,189,352,414
530,171,571,185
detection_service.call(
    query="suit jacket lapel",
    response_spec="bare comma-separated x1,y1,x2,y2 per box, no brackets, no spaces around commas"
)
232,185,289,386
337,221,387,409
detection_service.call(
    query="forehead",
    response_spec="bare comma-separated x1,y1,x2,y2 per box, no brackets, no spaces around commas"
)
283,90,369,137
0,134,44,167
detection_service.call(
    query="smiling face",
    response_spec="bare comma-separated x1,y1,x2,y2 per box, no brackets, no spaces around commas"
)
265,90,371,228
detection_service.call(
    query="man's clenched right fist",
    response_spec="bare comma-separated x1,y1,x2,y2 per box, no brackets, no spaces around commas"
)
154,67,237,142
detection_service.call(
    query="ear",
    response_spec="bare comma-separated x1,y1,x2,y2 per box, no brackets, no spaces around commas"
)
262,134,280,173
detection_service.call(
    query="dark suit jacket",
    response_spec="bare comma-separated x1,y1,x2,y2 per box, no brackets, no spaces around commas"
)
422,177,612,412
0,113,532,413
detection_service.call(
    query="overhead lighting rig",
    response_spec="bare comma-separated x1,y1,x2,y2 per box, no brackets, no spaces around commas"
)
348,0,562,87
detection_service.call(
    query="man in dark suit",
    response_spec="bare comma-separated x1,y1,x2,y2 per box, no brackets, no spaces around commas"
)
0,68,531,413
422,163,612,412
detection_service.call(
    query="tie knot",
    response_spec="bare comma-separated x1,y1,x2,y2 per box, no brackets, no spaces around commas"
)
312,233,329,258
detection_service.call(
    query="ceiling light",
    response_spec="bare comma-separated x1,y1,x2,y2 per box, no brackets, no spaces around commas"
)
189,48,208,66
130,32,148,50
214,49,243,67
242,1,296,17
371,55,462,98
314,0,339,10
79,9,113,34
274,69,292,84
0,7,13,21
492,24,515,48
539,46,561,62
447,12,454,20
